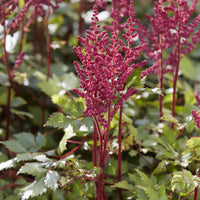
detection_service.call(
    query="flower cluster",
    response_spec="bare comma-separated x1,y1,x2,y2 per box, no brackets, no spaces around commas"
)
0,0,18,26
74,2,146,127
12,51,25,78
192,95,200,129
8,0,62,32
137,0,200,77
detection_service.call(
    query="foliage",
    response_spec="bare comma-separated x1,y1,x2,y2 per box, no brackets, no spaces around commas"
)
0,0,200,200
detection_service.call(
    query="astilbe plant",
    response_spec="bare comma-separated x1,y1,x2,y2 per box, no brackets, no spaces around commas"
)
73,2,146,199
136,0,200,125
0,0,61,139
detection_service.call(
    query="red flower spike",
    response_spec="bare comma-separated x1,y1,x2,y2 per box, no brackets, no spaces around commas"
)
74,2,146,128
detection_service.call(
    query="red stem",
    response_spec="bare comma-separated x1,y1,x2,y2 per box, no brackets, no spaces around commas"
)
158,0,164,121
194,169,200,200
171,1,181,128
93,122,98,198
94,122,97,167
60,144,82,160
118,105,123,200
159,34,164,120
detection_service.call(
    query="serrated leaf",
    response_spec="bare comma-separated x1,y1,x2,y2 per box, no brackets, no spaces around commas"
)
18,163,47,177
186,137,200,149
142,187,160,200
38,80,61,96
17,153,33,161
19,178,47,200
112,180,133,191
160,182,168,200
2,140,28,153
44,171,60,191
58,124,76,155
161,113,178,125
44,112,72,129
62,99,85,118
51,94,68,105
152,160,169,175
136,188,149,200
14,132,37,149
136,169,154,188
36,132,45,147
32,154,52,163
0,158,17,171
60,72,79,91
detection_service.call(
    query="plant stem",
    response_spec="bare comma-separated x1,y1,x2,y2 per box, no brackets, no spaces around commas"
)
194,169,200,200
158,0,164,120
93,122,98,199
159,34,164,120
94,122,97,167
171,1,181,128
118,105,123,200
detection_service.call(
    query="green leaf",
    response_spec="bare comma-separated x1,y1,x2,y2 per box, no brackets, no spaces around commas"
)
186,137,200,149
126,67,142,88
5,195,21,200
135,169,154,188
180,56,196,80
1,140,28,153
52,190,65,200
44,171,60,191
160,113,178,125
52,95,85,118
58,124,76,155
44,112,72,129
171,170,200,196
14,132,37,149
38,80,61,96
60,72,79,91
18,163,47,177
11,97,26,107
51,94,68,105
136,188,149,200
17,153,33,161
112,180,133,191
142,187,160,200
19,178,47,200
32,153,52,163
0,158,17,171
0,87,14,105
36,132,45,147
13,72,27,85
0,72,9,86
62,99,85,118
11,108,33,119
160,183,168,200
